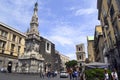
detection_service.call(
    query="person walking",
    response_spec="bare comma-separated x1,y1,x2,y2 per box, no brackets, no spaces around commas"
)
7,61,12,73
104,68,109,80
72,70,79,80
111,68,118,80
68,68,73,80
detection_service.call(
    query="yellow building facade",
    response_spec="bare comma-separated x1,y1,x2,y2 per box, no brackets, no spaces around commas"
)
97,0,120,76
0,22,26,71
87,36,95,62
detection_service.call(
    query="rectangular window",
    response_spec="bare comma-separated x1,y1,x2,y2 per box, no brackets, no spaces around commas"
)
47,43,49,50
11,44,15,51
46,41,51,53
12,35,16,42
10,52,13,55
2,31,5,36
1,30,8,38
18,46,21,53
110,5,115,19
79,48,81,51
10,44,15,55
19,37,21,44
0,30,1,35
79,56,81,60
0,41,6,54
0,41,6,48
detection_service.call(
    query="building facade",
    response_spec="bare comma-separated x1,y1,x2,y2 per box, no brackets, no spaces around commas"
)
53,50,62,72
94,25,105,63
76,43,85,66
87,36,95,62
60,53,70,71
39,37,55,72
0,22,26,71
97,0,120,76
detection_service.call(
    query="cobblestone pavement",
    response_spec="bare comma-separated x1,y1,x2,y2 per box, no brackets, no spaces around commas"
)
0,72,70,80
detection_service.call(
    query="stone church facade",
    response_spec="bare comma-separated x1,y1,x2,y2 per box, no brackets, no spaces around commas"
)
18,2,56,73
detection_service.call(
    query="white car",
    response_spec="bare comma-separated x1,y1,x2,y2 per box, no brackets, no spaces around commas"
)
60,71,69,78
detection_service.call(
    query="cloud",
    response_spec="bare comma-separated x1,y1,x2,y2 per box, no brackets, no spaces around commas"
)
43,23,88,47
67,53,76,60
46,25,76,46
74,8,97,16
49,36,73,46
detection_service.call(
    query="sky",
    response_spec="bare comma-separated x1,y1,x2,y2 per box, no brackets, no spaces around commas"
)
0,0,100,60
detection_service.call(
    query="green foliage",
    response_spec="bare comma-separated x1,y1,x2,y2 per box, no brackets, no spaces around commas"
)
85,68,111,80
65,60,77,68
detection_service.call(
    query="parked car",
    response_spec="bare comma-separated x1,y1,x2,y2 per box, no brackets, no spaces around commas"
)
60,71,69,78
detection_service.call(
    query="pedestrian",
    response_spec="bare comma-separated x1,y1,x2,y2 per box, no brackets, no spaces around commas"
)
47,71,51,78
104,68,109,80
111,68,118,80
7,61,12,73
42,71,45,78
72,70,79,80
68,68,73,80
40,70,44,79
54,70,58,77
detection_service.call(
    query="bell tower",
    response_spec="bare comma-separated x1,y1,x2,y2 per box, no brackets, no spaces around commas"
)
76,43,85,66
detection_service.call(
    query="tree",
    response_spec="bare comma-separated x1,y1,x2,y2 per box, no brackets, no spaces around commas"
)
65,60,77,68
85,68,111,80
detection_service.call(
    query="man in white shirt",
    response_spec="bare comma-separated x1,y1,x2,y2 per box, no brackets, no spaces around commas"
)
111,69,118,80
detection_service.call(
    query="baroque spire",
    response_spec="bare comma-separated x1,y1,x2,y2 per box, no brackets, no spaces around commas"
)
29,2,39,35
